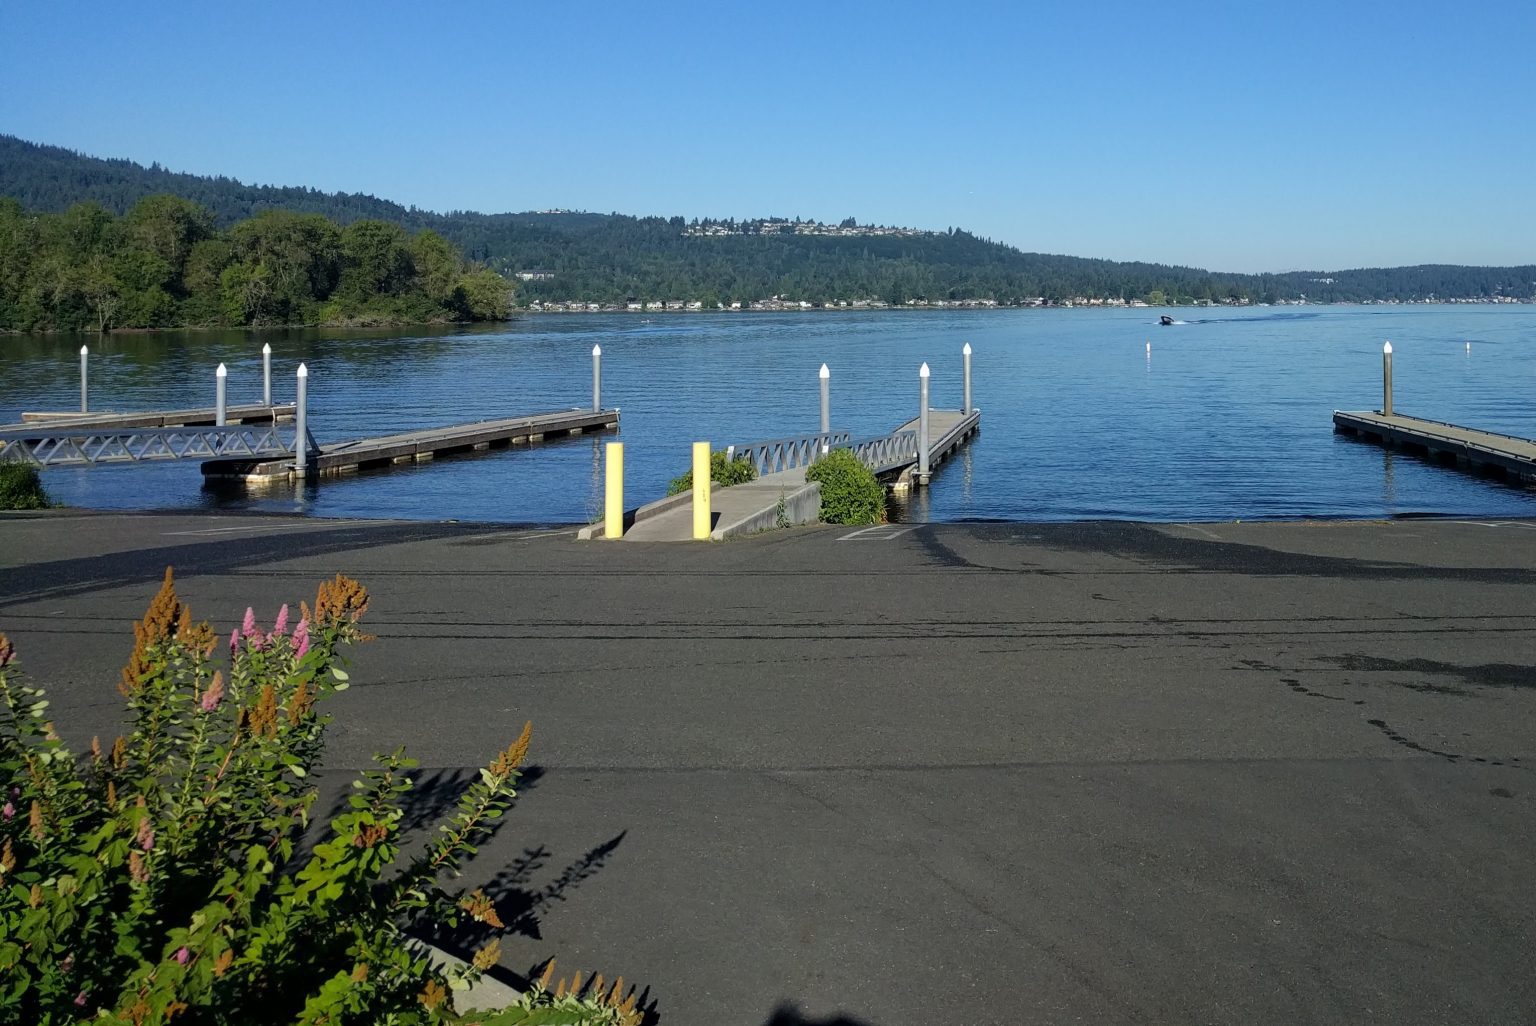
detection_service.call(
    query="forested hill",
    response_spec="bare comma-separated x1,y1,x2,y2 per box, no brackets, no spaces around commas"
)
4,134,1533,306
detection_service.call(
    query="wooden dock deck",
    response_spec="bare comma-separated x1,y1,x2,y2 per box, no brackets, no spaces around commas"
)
6,404,295,430
201,407,619,481
1333,410,1536,483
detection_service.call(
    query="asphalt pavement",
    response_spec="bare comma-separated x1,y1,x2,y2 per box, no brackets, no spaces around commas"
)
2,510,1533,1025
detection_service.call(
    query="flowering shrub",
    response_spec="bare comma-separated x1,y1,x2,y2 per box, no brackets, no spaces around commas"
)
0,569,640,1026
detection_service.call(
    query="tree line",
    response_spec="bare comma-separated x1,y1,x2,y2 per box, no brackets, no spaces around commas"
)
0,194,512,333
2,134,1533,311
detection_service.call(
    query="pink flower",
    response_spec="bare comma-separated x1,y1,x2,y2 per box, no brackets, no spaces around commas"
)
229,628,239,656
2,802,13,821
201,673,225,713
271,604,289,637
136,816,154,852
242,607,264,651
174,946,190,965
292,618,310,659
74,991,87,1007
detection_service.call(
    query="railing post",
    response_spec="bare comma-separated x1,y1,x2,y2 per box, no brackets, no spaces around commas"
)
262,343,272,407
918,362,931,486
605,441,624,539
592,344,602,413
1382,341,1394,417
819,364,830,449
962,342,972,415
79,345,89,413
295,363,309,478
215,363,227,426
692,441,711,540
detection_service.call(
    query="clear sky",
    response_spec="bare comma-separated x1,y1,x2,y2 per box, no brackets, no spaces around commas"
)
3,0,1533,273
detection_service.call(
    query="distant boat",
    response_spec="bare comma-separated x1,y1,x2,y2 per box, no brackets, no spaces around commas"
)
1159,314,1175,326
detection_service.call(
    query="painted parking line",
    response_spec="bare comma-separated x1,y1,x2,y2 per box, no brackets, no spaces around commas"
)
838,526,919,541
163,522,342,537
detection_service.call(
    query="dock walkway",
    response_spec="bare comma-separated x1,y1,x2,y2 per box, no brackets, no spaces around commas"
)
202,407,620,481
4,404,295,430
1333,410,1536,483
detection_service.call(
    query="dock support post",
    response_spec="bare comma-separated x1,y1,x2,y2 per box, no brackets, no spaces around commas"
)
1382,341,1394,417
962,342,972,415
263,343,272,407
692,441,711,540
295,364,309,478
592,344,602,413
918,362,931,486
819,363,830,451
605,442,624,539
79,345,89,413
215,363,227,426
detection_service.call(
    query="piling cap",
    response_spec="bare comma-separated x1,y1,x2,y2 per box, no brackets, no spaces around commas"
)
216,363,227,377
1384,341,1393,354
593,344,601,356
80,344,89,355
920,362,930,378
263,343,271,354
963,343,971,355
297,363,308,377
819,363,829,378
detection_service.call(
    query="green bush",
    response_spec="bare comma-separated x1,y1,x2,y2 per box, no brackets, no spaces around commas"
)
0,570,640,1026
665,450,757,496
0,461,50,510
806,449,885,525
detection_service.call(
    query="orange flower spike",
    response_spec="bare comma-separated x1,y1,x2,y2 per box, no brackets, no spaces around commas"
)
472,938,501,971
537,959,556,991
490,721,533,778
120,567,183,697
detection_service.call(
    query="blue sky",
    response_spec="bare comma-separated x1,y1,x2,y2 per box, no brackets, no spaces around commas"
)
3,0,1533,273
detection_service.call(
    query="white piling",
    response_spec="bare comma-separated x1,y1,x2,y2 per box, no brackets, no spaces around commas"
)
215,363,227,426
295,364,309,478
1382,341,1394,417
819,363,831,439
962,343,972,415
79,345,89,413
918,362,931,486
262,343,272,407
592,344,602,413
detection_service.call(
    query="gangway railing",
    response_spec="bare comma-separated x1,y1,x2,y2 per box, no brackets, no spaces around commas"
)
848,430,920,475
0,422,314,468
725,431,851,476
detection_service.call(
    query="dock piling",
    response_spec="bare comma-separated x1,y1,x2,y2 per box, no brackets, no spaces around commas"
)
215,364,227,426
79,345,88,413
962,343,972,415
1383,341,1394,417
605,442,624,539
918,363,931,486
819,363,831,449
295,364,309,478
263,344,272,407
692,441,712,540
592,344,602,413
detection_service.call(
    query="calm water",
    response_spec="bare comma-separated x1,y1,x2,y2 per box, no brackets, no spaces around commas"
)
5,306,1536,523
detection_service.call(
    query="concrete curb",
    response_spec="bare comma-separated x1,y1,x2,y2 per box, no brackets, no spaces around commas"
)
710,481,821,541
410,939,524,1014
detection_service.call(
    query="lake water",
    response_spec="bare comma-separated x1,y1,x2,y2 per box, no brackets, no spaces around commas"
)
5,306,1536,524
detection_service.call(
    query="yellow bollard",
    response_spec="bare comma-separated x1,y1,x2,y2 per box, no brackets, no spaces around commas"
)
604,442,624,539
691,441,711,540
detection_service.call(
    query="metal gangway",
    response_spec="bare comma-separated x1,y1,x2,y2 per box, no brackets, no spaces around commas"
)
724,427,924,479
0,421,313,468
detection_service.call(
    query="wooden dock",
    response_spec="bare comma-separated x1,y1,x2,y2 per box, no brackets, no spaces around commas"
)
6,404,295,430
202,407,619,481
1333,410,1536,483
888,408,981,490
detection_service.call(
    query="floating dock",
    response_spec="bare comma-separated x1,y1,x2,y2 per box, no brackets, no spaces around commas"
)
1333,410,1536,483
202,407,619,481
7,404,295,430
